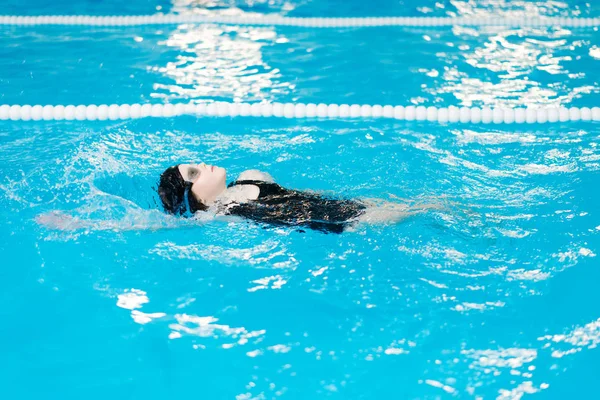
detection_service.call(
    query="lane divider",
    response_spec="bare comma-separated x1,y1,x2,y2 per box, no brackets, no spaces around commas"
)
1,103,599,123
0,15,598,28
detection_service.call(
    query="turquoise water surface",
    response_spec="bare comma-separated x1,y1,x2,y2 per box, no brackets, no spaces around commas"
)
1,0,599,398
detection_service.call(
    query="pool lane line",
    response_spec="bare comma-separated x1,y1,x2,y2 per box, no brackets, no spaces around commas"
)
1,103,599,123
0,15,598,28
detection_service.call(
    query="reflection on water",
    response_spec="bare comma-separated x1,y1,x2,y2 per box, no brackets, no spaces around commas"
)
418,1,598,107
117,289,167,324
461,347,547,399
150,238,298,269
151,0,294,102
170,0,295,15
423,26,597,107
151,24,292,102
448,0,584,17
539,317,600,358
115,287,268,348
432,27,595,107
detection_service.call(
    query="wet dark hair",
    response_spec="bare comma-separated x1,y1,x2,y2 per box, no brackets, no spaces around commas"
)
158,165,208,215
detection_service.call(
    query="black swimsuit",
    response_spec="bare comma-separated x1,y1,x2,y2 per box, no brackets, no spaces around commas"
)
224,180,366,234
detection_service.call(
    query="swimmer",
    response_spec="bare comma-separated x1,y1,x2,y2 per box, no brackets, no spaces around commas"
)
157,163,444,234
36,162,444,233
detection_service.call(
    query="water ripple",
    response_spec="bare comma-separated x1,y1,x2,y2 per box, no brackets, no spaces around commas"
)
425,26,598,107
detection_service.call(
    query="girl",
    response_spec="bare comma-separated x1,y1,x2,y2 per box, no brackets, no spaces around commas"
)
157,162,441,234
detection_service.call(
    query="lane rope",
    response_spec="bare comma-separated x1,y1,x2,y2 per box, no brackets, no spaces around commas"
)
0,15,598,28
1,103,599,123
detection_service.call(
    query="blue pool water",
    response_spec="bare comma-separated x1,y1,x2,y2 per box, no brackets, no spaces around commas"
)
1,0,599,398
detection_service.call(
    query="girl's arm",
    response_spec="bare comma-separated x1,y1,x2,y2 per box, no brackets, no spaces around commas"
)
35,210,205,232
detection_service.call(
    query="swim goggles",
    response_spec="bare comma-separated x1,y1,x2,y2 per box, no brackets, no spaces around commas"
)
180,163,206,216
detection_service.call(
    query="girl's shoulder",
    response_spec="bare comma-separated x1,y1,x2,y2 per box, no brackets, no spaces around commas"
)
235,170,275,183
221,170,275,204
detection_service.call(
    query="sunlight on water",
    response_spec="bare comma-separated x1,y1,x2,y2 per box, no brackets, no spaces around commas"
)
448,0,580,17
424,25,598,107
151,24,292,102
151,0,295,102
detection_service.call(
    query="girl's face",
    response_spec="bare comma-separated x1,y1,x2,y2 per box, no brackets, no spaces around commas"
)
178,163,227,205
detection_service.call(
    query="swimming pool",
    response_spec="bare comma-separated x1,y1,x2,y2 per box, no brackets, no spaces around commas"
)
1,0,599,398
